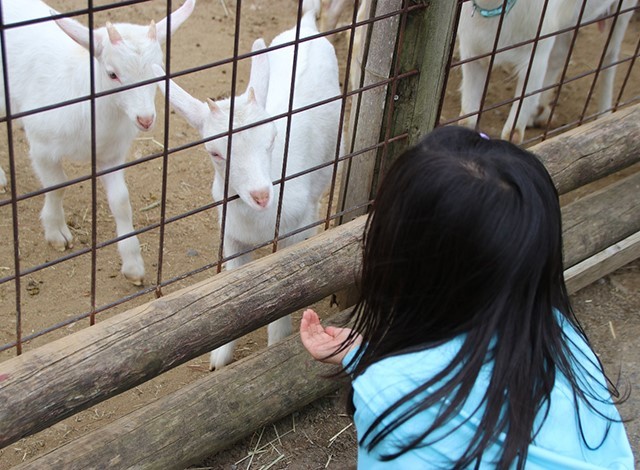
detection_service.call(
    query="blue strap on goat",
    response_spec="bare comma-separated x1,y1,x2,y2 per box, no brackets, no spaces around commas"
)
471,0,517,18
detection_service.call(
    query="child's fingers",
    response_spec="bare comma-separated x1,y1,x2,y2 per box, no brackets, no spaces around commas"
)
303,309,319,324
302,309,323,334
300,309,325,339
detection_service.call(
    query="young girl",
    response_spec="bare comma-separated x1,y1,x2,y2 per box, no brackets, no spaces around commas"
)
300,126,634,468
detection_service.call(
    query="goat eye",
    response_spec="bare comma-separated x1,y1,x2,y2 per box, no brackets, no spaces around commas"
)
209,151,224,161
108,71,118,80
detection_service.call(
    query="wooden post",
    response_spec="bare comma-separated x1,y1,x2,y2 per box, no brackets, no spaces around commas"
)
337,0,402,226
333,0,402,308
335,0,459,309
376,0,459,174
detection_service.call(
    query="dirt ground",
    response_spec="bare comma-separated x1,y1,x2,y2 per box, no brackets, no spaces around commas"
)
0,1,638,468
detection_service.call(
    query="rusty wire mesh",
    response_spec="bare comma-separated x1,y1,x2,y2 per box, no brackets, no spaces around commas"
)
0,0,409,357
0,0,638,359
443,0,640,144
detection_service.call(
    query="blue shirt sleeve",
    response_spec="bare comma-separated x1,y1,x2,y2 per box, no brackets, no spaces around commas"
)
343,325,634,469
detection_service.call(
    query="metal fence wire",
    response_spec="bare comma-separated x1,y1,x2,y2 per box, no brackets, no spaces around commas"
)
0,0,638,358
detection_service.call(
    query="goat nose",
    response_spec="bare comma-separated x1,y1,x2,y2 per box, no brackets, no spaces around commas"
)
250,189,270,208
136,115,154,130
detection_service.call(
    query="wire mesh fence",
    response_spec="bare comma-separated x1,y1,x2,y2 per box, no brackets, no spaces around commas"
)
0,0,638,467
442,0,640,144
0,0,638,362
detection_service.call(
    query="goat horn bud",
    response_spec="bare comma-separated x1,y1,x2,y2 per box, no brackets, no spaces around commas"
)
207,98,221,114
247,87,257,105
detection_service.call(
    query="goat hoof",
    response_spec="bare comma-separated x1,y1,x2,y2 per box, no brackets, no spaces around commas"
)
127,276,144,287
459,117,477,129
46,225,74,251
122,260,145,286
209,350,233,371
48,238,73,252
510,129,524,144
123,272,144,286
501,128,524,144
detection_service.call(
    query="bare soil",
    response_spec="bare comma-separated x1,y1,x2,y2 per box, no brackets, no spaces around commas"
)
0,1,638,468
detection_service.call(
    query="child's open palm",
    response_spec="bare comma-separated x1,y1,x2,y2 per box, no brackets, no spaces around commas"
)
299,309,361,365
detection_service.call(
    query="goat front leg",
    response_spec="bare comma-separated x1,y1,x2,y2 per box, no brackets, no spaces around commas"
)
99,166,145,286
31,152,73,251
502,38,555,143
209,338,237,372
209,235,252,371
320,0,351,32
0,165,7,193
459,57,490,131
264,223,320,349
596,1,636,115
532,31,572,128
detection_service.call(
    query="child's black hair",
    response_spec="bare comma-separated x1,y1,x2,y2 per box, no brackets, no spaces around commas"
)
341,125,621,468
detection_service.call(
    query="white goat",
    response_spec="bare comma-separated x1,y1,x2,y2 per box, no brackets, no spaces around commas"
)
0,0,195,285
319,0,354,32
458,0,638,143
314,0,369,92
0,166,6,193
155,5,342,370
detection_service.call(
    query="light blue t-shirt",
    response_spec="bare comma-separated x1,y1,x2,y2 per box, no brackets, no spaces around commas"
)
343,316,634,469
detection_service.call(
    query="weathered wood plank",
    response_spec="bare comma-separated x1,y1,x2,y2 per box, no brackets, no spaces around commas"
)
338,0,402,225
15,311,352,470
18,233,640,469
562,170,640,268
379,0,459,171
334,0,402,308
565,231,640,295
530,104,640,195
335,0,459,309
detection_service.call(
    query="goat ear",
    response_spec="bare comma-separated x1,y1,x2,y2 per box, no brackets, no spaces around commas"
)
152,64,209,131
156,0,196,44
106,22,123,45
148,20,157,40
53,13,104,56
247,38,269,109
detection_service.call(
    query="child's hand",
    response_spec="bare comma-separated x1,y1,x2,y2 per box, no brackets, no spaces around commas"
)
300,309,361,365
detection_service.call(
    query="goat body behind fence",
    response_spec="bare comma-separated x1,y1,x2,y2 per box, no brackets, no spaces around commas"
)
458,0,638,143
0,0,195,285
156,3,342,370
